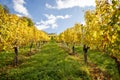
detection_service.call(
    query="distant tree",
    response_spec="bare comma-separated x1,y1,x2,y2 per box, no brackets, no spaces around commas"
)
3,5,9,13
20,17,34,27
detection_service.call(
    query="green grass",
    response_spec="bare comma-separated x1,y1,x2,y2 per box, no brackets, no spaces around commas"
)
0,42,90,80
0,42,119,80
75,46,120,79
88,50,120,79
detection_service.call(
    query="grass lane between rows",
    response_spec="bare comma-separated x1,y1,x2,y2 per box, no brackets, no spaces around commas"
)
0,42,90,80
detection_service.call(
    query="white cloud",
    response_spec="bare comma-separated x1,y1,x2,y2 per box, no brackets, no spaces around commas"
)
13,0,30,17
35,14,71,30
35,24,49,30
46,0,95,9
16,14,23,17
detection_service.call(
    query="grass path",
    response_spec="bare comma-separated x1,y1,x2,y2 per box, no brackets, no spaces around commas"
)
0,42,90,80
59,43,120,80
0,41,119,80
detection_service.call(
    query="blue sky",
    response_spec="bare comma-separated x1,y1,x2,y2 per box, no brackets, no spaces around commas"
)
0,0,95,34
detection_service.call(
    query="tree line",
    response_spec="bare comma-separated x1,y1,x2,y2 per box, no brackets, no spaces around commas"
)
0,4,50,66
56,0,120,74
